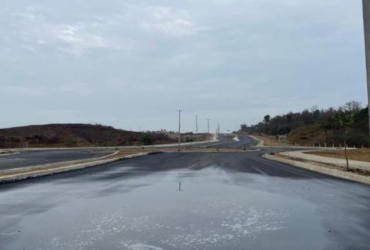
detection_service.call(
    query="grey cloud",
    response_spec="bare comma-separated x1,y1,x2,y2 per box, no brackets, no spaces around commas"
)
0,0,367,132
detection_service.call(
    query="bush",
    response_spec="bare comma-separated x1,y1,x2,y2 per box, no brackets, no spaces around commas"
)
64,138,77,147
186,137,194,143
141,133,154,145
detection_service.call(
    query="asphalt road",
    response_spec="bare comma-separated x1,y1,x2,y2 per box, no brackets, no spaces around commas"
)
0,147,369,249
207,134,257,148
0,134,251,172
0,150,110,171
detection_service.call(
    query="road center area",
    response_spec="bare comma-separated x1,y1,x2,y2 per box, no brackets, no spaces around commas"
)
0,152,369,250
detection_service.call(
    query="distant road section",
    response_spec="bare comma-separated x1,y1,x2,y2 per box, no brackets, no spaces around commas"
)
0,134,255,171
0,150,110,171
208,134,257,148
190,134,257,148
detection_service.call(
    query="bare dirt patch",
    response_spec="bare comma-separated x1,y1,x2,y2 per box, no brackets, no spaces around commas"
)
272,153,370,176
305,149,370,163
252,135,291,146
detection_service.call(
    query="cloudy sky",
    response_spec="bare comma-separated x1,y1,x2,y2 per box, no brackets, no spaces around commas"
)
0,0,367,132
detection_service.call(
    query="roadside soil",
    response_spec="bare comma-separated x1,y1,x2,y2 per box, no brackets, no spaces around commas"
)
273,152,370,176
252,134,292,147
305,148,370,163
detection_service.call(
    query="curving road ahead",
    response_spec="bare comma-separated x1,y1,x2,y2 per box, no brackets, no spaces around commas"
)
206,134,257,148
0,138,369,250
0,134,252,172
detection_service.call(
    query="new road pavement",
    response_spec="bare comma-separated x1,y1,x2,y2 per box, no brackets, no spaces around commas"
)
0,136,369,250
0,134,251,171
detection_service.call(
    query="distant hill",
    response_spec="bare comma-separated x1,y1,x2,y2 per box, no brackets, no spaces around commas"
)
0,124,176,148
240,101,369,147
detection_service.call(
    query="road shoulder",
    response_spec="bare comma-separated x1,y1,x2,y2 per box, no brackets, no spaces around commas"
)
264,151,370,185
0,151,152,184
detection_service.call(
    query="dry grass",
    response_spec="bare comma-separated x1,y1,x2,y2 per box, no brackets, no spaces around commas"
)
306,149,370,163
274,152,370,176
163,133,213,143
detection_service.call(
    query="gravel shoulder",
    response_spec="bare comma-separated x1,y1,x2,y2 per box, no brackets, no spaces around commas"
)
265,150,370,185
305,148,370,162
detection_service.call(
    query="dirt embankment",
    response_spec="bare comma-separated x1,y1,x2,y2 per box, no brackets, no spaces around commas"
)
252,134,291,146
305,149,370,163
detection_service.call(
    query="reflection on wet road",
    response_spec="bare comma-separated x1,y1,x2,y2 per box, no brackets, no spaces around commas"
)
0,152,370,250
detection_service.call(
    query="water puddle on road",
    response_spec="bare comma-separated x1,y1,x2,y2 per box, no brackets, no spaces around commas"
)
4,167,327,250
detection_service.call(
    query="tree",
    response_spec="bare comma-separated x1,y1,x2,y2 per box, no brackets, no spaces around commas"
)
320,121,332,145
264,115,271,123
240,124,248,132
141,133,154,145
239,101,368,147
336,110,356,171
343,101,362,113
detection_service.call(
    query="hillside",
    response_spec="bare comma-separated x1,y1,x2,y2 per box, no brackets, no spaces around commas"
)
0,124,176,148
240,101,369,147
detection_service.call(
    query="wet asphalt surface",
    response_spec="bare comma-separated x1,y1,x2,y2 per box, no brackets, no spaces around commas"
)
0,134,239,171
0,150,110,171
0,134,250,171
0,136,370,249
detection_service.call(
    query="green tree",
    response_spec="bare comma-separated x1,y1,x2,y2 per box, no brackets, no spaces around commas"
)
141,133,154,145
264,115,271,123
64,138,77,147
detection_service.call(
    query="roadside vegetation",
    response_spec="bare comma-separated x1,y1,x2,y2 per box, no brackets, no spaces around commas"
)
240,101,369,148
0,124,177,148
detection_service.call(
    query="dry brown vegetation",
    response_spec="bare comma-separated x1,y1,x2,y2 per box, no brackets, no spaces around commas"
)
241,102,369,147
306,149,370,163
0,124,176,148
164,132,213,143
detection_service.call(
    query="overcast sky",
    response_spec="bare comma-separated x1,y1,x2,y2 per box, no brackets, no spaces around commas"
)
0,0,367,132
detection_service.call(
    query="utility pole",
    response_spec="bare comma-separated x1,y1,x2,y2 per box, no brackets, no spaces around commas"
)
207,119,210,134
177,110,182,146
195,115,198,143
363,0,370,147
218,123,221,134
